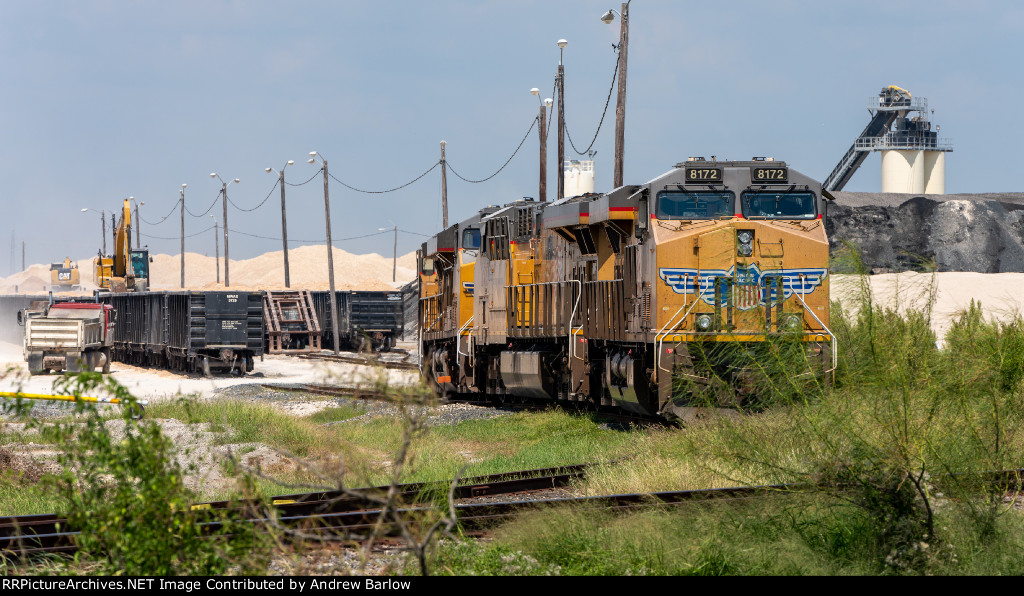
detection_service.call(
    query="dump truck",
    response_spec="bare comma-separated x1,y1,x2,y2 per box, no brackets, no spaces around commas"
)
18,301,116,374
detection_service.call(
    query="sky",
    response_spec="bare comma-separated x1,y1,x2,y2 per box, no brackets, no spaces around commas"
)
1,0,1021,274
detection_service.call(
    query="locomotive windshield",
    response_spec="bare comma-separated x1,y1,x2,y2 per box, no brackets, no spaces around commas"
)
741,191,817,219
462,228,481,250
656,191,733,219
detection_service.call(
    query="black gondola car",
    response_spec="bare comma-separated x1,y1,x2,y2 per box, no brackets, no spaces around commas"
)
100,291,263,375
309,290,404,352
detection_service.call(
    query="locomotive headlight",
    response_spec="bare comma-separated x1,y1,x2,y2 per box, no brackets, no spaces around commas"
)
696,314,714,331
780,314,803,333
737,230,754,257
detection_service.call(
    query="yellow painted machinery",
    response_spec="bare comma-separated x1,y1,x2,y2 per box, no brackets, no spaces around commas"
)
419,158,833,418
93,199,150,292
49,257,81,291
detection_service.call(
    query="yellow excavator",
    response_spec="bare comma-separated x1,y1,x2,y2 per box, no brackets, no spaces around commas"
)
93,199,150,292
49,257,81,292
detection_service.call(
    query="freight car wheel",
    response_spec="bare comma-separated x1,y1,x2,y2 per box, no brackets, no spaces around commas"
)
201,356,212,378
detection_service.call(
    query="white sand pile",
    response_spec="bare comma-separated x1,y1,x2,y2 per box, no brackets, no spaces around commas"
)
833,272,1024,341
0,246,417,294
149,245,417,291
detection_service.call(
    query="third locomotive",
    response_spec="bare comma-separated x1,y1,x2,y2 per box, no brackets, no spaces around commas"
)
418,158,834,418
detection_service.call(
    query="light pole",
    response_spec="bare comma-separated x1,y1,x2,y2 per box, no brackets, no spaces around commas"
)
81,208,107,255
130,197,144,250
210,173,239,287
556,38,568,200
602,2,630,188
210,215,220,284
378,225,398,283
309,151,341,355
179,184,187,289
531,88,554,202
265,160,295,288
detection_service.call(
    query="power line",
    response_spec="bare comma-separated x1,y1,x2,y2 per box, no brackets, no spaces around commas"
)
327,160,441,194
285,171,322,187
141,224,215,241
228,178,279,213
564,49,620,156
138,199,180,226
227,227,393,244
447,116,538,184
185,192,221,218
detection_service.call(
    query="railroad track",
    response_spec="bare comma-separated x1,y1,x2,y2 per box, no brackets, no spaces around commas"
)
7,465,1022,560
295,352,419,371
0,463,591,559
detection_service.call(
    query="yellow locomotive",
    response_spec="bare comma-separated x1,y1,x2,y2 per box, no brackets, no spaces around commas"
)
418,158,833,418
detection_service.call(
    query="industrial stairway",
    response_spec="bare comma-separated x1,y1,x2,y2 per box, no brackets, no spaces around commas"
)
822,86,910,191
263,290,322,353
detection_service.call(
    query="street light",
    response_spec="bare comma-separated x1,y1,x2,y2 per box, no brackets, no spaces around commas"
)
210,214,220,284
81,208,107,255
601,2,631,188
265,160,295,288
179,184,187,289
531,88,554,202
210,173,240,287
308,151,341,355
129,197,144,250
378,225,398,283
556,39,568,200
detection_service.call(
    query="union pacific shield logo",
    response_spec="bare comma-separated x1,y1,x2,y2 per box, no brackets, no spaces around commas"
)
463,282,474,296
732,266,762,310
659,264,827,310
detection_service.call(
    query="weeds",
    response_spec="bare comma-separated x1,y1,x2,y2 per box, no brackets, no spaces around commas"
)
30,373,272,575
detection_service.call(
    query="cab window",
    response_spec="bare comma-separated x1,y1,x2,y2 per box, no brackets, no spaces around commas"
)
420,257,435,275
741,191,817,219
656,191,734,219
462,228,481,250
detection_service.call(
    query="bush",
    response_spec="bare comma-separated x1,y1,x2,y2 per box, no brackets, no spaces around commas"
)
39,373,271,575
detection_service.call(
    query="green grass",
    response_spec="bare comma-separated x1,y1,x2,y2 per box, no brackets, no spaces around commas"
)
431,496,1024,576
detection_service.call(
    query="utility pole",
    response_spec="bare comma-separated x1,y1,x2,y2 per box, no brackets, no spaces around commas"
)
212,218,220,284
557,39,567,200
132,198,141,248
21,241,24,271
540,102,548,202
267,162,294,288
613,2,629,188
440,141,448,229
281,170,291,288
310,151,341,355
221,183,229,287
180,185,187,289
210,173,238,287
532,88,552,202
392,225,398,282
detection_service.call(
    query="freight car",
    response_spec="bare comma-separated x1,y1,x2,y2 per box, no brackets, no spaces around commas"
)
99,291,264,375
309,290,404,352
419,158,834,419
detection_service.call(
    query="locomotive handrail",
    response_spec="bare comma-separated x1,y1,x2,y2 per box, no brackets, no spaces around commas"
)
791,274,838,381
655,274,705,382
456,315,475,365
505,280,582,358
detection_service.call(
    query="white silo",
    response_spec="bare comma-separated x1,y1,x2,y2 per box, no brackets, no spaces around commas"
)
876,96,951,193
563,160,595,197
